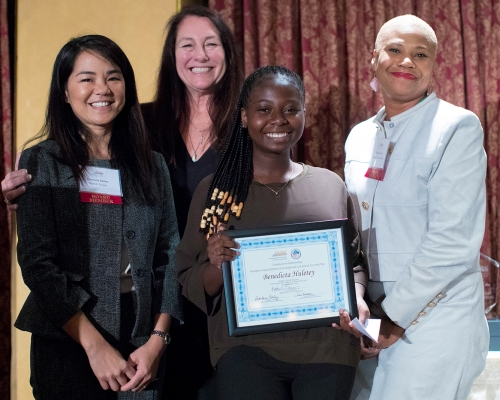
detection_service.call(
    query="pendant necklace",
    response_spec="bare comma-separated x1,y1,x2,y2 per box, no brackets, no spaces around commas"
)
188,132,204,162
188,118,208,162
254,164,294,198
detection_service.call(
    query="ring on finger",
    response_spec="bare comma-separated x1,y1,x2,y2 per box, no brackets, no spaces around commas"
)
3,197,10,205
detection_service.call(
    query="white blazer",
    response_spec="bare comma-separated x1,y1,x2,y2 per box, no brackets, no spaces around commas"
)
345,93,489,399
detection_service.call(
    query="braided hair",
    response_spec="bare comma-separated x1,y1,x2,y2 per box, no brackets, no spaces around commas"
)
200,66,305,237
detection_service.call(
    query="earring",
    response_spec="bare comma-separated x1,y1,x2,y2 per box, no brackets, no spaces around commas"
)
370,75,379,92
426,81,433,96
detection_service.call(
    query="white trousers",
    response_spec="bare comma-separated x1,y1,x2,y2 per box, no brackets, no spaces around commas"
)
351,272,489,400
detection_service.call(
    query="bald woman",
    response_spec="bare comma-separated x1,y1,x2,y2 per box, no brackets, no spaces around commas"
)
341,15,489,400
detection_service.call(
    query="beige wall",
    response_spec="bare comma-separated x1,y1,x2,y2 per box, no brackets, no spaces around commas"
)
12,1,178,398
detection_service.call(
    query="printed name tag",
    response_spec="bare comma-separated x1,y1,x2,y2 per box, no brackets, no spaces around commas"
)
79,166,123,204
364,137,390,181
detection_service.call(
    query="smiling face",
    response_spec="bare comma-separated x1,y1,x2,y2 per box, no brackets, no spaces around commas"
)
241,75,305,156
373,24,436,105
175,15,227,96
65,51,125,136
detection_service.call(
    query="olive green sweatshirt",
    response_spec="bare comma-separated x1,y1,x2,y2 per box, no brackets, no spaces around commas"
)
177,164,367,367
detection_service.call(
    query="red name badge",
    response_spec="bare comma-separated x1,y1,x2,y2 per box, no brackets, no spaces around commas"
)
79,166,123,205
364,167,386,181
365,137,390,181
80,192,122,204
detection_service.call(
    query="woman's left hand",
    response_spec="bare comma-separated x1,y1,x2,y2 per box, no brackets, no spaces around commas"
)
332,286,370,337
120,336,165,392
332,308,364,338
332,297,381,359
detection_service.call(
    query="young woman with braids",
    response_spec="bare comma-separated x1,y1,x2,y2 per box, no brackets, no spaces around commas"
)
177,66,368,400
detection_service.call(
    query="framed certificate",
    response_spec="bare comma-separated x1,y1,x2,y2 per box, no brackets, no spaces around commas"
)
222,220,358,336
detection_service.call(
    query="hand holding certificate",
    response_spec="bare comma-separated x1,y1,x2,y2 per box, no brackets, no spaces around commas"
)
222,220,358,336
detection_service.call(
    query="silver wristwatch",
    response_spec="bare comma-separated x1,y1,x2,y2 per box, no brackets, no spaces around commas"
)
150,330,171,345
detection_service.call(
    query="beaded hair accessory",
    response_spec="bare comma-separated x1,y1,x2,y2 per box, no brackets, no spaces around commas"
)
199,112,253,237
200,188,244,236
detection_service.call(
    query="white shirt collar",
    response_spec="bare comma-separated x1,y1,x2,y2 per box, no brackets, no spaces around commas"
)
371,92,437,128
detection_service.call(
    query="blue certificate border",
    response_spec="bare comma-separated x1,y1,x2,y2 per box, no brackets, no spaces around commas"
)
222,220,358,336
233,231,345,323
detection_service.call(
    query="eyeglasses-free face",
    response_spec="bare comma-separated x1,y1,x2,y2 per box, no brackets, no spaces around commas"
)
65,51,125,137
373,26,436,105
175,15,227,97
242,75,305,157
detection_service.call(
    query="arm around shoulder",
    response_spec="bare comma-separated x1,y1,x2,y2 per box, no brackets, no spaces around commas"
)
2,153,31,211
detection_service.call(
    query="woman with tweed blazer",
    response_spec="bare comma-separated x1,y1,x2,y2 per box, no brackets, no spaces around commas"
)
15,35,181,399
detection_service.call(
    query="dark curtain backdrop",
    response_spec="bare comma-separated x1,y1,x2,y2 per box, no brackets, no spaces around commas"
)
210,0,500,317
1,0,13,397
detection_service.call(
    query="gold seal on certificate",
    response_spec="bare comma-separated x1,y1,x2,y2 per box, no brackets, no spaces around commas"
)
222,220,358,336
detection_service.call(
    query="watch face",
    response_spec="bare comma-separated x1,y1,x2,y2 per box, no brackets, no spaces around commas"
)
151,330,170,345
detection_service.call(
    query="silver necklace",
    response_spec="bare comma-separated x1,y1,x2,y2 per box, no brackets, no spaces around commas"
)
189,117,209,134
188,132,205,162
187,118,208,162
254,164,294,198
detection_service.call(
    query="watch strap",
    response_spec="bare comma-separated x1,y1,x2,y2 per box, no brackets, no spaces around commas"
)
150,330,171,345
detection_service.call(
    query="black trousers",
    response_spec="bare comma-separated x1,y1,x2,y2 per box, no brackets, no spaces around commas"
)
30,293,165,400
162,299,213,400
215,346,356,400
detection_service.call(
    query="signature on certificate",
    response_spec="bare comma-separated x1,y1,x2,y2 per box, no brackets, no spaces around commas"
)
254,295,280,301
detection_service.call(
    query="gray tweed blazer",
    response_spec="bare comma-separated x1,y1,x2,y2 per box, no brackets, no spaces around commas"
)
15,140,182,347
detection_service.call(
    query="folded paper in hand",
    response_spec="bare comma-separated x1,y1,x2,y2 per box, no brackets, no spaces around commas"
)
352,318,381,343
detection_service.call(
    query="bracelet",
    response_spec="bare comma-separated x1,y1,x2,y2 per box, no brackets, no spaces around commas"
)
150,330,171,346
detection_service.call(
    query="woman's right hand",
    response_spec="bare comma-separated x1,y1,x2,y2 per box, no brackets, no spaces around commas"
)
2,169,31,211
206,229,240,269
63,310,136,391
85,338,136,391
203,228,241,296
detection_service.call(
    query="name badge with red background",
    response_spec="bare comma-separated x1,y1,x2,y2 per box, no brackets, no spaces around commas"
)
364,137,390,181
80,166,123,204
